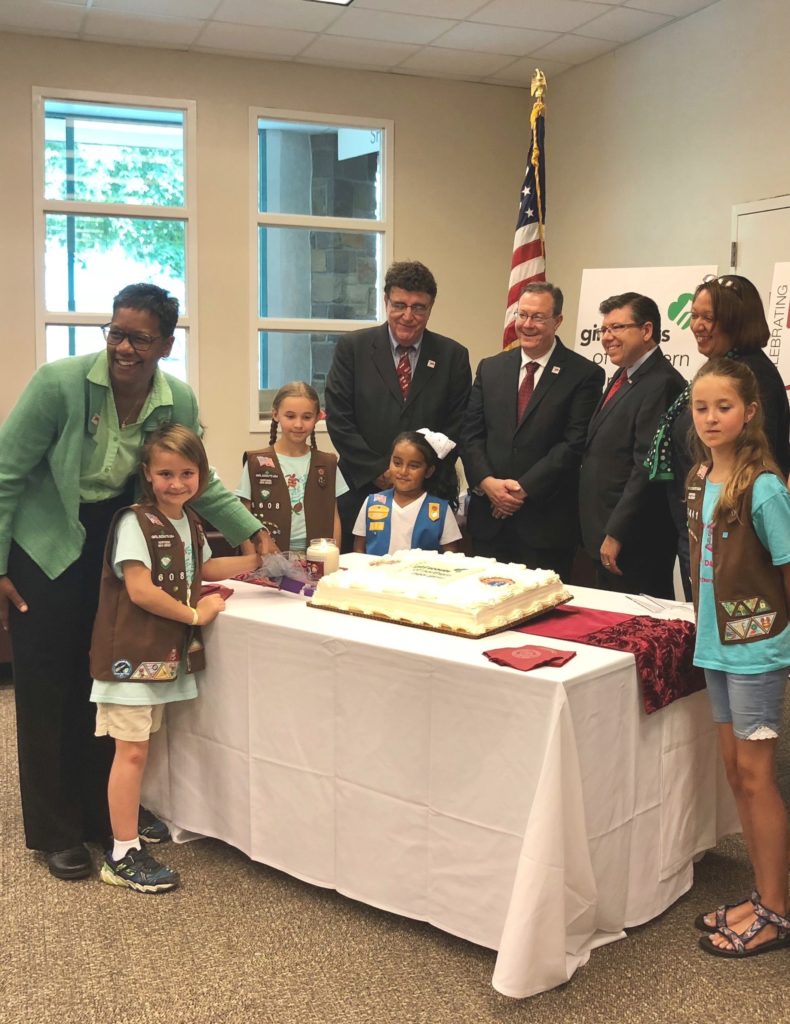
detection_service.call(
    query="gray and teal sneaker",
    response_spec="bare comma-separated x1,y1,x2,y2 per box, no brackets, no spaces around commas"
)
100,847,179,893
138,807,171,845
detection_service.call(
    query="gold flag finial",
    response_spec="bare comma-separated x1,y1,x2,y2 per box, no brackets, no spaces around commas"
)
531,68,547,101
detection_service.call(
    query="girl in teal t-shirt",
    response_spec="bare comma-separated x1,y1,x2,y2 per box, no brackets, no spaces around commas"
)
687,359,790,959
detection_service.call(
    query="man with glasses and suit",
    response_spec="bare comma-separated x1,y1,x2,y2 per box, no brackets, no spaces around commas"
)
579,291,685,597
326,260,471,551
462,281,604,582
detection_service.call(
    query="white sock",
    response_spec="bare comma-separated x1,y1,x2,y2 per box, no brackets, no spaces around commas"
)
112,837,142,862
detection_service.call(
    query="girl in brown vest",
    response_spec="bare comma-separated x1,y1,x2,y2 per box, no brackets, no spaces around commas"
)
237,382,347,552
90,425,261,893
686,360,790,958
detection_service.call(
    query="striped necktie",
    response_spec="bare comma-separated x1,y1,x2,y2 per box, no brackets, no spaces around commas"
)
396,346,412,400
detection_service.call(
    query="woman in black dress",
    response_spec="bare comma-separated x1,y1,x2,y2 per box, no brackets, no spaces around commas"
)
646,274,790,597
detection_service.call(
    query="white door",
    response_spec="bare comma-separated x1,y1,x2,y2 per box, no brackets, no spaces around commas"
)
731,196,790,306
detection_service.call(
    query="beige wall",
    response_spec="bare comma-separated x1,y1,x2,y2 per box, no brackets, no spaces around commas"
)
3,0,788,482
0,31,528,483
549,0,790,335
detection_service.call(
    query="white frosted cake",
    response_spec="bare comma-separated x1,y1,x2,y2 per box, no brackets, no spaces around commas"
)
308,550,570,637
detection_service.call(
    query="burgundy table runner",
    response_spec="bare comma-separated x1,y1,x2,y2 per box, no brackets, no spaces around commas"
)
517,605,705,714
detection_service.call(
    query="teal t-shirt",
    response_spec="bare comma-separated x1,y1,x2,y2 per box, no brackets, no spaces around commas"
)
91,510,213,706
694,474,790,673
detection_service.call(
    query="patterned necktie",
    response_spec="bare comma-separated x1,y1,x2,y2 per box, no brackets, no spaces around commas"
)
603,370,628,406
517,361,539,420
396,346,412,400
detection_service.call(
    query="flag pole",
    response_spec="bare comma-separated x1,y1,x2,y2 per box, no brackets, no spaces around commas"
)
530,69,547,257
502,68,548,349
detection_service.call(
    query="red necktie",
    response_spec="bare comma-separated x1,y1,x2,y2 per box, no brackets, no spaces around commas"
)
396,347,412,400
517,361,539,420
603,370,628,406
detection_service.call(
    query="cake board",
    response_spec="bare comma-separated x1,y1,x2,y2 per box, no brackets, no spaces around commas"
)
307,596,573,640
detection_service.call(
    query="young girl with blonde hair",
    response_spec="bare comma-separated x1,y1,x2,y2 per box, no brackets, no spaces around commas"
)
237,382,346,551
90,425,262,893
686,359,790,958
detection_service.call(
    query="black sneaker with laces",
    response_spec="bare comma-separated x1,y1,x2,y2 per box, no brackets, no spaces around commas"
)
100,847,179,893
138,807,171,845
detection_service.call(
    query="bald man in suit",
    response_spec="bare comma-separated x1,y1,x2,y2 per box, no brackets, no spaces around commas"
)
462,282,604,581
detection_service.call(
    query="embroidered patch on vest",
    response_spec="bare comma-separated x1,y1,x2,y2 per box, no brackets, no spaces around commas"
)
722,596,777,642
131,661,180,681
257,455,275,468
112,659,133,680
428,502,440,522
368,504,389,521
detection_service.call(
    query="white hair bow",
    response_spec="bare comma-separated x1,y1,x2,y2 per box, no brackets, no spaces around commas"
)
417,428,456,460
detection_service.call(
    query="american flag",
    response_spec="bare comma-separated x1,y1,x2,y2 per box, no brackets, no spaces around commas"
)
503,78,546,347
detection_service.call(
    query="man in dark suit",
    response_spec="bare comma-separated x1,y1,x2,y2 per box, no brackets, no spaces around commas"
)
325,260,471,549
462,282,604,581
579,292,685,598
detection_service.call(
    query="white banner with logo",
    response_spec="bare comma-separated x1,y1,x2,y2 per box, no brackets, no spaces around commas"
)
574,265,717,380
767,262,790,386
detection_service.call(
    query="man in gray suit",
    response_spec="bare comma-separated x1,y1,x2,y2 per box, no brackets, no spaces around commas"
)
578,291,685,597
325,261,471,550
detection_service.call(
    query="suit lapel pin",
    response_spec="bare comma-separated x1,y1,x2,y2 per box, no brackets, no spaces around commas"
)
427,360,436,368
551,366,560,374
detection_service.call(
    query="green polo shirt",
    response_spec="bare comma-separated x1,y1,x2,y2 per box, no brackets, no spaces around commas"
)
80,354,171,501
0,352,260,579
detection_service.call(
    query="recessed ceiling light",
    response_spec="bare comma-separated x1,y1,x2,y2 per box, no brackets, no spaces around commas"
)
305,0,354,6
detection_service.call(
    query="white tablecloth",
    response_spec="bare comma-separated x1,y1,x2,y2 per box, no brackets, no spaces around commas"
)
143,569,738,998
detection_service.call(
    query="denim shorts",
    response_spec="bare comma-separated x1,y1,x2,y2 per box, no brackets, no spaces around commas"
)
704,668,788,740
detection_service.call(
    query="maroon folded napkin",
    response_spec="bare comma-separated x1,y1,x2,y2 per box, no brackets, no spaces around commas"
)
200,584,234,600
484,644,577,671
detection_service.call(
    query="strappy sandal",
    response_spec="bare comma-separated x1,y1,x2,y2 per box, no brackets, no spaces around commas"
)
699,900,790,958
694,890,759,933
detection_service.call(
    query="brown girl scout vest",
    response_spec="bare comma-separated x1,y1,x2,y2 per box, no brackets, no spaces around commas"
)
244,447,337,550
90,504,207,682
687,469,788,644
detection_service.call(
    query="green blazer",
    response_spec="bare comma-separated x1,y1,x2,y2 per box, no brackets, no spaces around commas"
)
0,353,259,578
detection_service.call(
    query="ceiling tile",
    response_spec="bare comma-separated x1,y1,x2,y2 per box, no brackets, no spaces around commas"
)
431,22,559,57
300,34,419,67
623,0,715,14
399,46,516,77
324,8,456,45
93,0,217,17
487,56,573,85
194,21,315,57
82,9,203,46
212,0,340,32
577,5,673,40
471,0,612,33
0,0,85,34
532,33,618,62
353,0,483,15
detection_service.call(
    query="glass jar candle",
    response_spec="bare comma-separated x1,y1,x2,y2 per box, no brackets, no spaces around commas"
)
305,538,340,580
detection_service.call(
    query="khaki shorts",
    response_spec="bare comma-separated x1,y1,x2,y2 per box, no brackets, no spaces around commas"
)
95,703,165,742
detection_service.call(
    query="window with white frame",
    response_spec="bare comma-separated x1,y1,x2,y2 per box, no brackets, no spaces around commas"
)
34,90,196,382
252,110,392,427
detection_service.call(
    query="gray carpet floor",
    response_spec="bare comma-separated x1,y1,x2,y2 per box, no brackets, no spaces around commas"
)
1,676,789,1024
